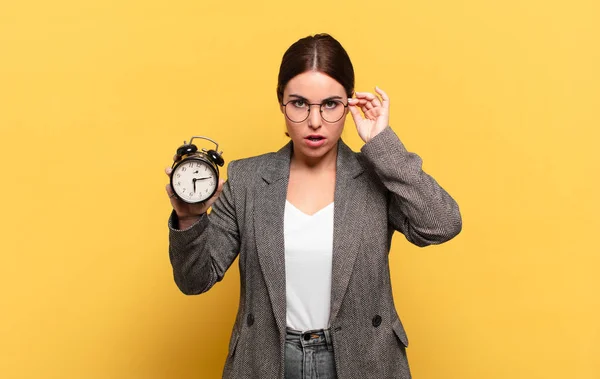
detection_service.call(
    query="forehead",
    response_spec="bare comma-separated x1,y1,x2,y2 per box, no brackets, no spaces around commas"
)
283,71,346,100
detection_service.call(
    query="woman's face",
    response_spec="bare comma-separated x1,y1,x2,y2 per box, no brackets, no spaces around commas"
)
281,71,349,163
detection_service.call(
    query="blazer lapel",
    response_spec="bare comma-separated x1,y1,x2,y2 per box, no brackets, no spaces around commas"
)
329,140,366,325
253,139,365,332
253,142,292,334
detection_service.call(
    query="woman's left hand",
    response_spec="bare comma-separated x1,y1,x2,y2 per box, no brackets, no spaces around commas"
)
348,86,390,143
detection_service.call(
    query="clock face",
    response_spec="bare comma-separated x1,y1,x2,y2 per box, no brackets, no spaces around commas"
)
171,158,218,203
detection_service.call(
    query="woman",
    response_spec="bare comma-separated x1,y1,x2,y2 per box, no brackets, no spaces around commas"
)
165,34,462,379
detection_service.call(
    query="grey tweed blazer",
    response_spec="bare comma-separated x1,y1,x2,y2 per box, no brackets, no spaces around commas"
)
168,126,462,379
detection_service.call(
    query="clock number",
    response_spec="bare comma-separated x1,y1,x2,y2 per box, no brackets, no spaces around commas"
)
182,167,187,172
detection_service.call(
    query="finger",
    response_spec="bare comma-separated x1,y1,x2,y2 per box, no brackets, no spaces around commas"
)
351,98,369,107
371,94,382,108
350,95,368,102
353,97,370,112
353,92,373,106
365,92,382,108
355,91,378,101
369,105,384,115
356,92,380,110
359,103,372,115
347,98,359,106
364,109,379,120
209,179,225,200
165,167,173,176
358,98,373,110
173,154,182,162
204,179,226,208
348,104,364,124
165,183,175,198
375,86,390,107
354,91,373,98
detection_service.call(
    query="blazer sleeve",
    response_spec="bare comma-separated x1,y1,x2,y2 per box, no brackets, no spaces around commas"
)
360,126,462,247
167,160,240,295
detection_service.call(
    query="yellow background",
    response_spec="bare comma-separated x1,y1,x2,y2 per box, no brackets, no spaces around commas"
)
1,0,598,378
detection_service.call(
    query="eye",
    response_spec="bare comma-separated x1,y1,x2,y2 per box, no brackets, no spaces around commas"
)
323,100,339,109
291,99,306,108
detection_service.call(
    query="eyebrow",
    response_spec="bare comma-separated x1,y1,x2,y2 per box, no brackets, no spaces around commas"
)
288,94,344,103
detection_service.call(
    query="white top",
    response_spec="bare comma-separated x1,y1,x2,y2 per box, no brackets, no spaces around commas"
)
284,200,334,332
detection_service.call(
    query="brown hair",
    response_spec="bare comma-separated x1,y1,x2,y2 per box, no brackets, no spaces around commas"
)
276,33,354,104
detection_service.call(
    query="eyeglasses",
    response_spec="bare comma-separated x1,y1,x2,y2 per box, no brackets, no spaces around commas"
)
281,99,348,123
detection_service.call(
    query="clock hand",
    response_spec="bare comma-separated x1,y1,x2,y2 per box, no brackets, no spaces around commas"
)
191,177,211,194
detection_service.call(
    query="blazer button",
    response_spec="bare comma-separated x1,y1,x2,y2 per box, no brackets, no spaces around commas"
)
372,315,382,327
247,313,255,327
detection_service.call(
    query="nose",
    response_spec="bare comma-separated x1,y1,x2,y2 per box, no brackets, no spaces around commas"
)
307,105,322,129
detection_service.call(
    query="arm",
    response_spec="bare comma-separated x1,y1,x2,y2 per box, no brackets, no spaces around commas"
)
168,162,240,294
361,126,462,247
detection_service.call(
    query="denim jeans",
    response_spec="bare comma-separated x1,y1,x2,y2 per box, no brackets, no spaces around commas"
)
284,327,337,379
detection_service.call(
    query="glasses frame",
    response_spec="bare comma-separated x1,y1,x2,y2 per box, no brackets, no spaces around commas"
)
281,99,349,124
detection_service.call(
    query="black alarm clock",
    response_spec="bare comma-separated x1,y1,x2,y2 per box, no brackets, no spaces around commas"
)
170,136,224,204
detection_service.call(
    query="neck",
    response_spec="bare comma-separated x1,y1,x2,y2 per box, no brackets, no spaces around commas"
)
290,142,338,172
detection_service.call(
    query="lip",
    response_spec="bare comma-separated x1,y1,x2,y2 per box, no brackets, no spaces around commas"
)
304,134,326,148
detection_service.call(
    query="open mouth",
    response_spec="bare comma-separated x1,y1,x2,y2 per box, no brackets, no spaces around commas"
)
306,135,325,142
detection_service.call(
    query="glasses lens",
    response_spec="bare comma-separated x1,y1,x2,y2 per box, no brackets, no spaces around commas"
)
321,100,346,123
284,101,309,123
284,100,346,123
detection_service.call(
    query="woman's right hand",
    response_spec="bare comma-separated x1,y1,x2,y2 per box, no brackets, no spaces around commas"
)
165,155,225,224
